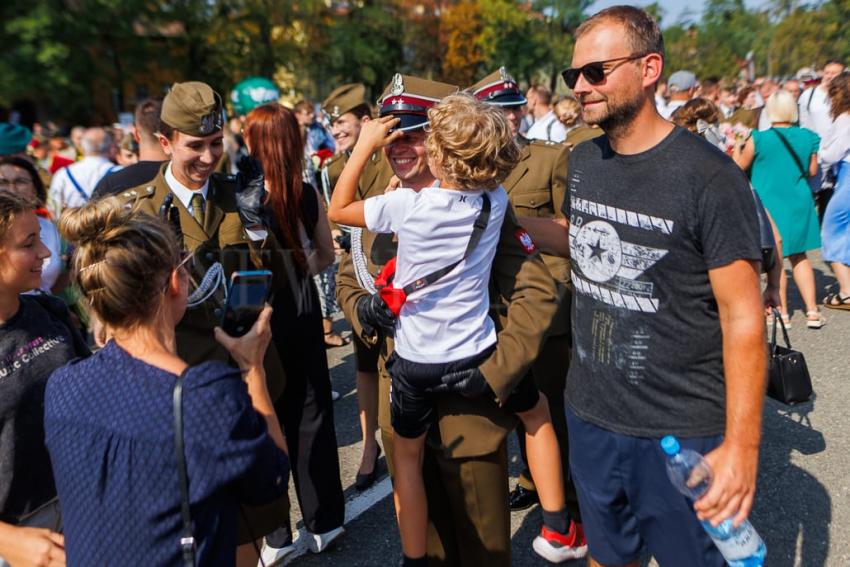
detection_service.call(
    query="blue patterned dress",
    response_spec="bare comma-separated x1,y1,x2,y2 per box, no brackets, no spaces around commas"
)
44,342,288,566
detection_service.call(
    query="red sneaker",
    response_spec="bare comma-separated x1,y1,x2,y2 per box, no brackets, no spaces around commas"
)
532,521,588,563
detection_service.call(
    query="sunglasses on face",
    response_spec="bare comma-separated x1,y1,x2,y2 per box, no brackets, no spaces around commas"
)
561,54,647,89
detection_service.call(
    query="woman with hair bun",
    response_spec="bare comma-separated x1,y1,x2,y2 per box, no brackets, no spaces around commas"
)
44,197,289,566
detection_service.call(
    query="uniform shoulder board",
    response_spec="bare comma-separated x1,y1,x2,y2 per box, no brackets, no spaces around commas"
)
119,185,156,206
323,154,342,169
529,139,564,151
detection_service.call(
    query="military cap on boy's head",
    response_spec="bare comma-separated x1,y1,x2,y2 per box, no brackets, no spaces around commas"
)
160,81,224,136
378,74,459,132
322,84,369,122
0,123,33,156
469,68,527,107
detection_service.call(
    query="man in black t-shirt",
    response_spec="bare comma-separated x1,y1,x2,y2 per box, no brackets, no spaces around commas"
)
521,7,766,567
92,97,166,199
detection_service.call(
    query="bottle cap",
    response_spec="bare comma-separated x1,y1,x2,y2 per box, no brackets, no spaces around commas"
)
660,435,680,456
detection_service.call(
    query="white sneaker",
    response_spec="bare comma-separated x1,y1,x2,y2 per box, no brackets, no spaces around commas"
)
258,539,295,567
532,523,588,563
307,526,345,553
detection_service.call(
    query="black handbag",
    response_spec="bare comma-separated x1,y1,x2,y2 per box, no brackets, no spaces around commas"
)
767,309,814,404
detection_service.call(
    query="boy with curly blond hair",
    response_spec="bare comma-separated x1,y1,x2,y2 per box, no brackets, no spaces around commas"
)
329,93,576,565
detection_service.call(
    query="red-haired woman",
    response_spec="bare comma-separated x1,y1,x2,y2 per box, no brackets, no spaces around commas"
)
243,103,345,562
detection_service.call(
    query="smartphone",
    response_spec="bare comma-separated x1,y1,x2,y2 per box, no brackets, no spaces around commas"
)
220,270,272,337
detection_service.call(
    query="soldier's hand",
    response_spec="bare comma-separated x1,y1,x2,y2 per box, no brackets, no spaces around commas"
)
428,367,493,399
356,293,396,337
235,155,268,230
352,116,402,157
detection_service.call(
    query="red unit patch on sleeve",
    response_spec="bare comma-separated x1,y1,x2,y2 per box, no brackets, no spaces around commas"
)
515,229,537,254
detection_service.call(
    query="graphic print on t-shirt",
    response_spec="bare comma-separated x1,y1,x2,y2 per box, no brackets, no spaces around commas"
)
569,194,672,314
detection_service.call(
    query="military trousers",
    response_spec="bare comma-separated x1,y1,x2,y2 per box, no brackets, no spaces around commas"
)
378,350,512,566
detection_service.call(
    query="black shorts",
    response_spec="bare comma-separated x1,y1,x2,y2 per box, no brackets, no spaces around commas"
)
387,346,495,439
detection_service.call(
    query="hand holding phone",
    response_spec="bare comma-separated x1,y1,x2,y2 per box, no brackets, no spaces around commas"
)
219,270,272,337
214,304,273,373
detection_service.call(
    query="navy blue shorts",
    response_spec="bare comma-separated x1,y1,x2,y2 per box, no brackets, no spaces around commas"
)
385,344,542,439
567,407,726,566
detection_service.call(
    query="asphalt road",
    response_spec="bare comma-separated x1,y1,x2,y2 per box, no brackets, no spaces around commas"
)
281,252,849,567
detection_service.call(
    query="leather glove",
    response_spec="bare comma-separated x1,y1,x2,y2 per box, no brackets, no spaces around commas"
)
235,155,268,229
159,193,184,250
334,233,351,253
356,293,396,338
427,367,493,399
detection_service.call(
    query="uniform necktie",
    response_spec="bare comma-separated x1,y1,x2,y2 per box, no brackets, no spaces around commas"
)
190,192,205,227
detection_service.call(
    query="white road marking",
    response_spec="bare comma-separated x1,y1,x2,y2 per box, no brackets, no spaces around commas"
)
264,476,393,566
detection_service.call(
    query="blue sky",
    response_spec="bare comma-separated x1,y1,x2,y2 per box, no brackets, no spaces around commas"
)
589,0,769,26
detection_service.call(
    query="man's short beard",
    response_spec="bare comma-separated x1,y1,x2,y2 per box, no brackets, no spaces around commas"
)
597,92,644,139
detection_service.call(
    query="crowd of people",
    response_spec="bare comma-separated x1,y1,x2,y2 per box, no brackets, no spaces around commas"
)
0,3,848,567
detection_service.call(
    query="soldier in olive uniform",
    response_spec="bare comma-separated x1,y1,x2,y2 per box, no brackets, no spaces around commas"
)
470,69,587,556
321,83,395,490
335,74,559,566
120,81,291,558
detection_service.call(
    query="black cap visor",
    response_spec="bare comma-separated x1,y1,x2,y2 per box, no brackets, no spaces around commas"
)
382,111,428,132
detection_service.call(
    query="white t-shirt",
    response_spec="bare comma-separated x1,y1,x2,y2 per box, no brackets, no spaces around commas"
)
526,110,567,143
819,112,850,168
48,156,119,216
363,185,507,363
799,86,834,138
38,217,62,292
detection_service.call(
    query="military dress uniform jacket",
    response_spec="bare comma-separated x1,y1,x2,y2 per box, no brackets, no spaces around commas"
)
122,163,286,400
503,137,571,337
336,173,559,459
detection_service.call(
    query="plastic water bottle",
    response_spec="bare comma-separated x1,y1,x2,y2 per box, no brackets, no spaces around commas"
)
660,436,767,567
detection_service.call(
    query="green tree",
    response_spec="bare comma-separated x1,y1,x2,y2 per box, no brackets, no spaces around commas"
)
476,0,551,87
441,1,484,85
317,0,405,97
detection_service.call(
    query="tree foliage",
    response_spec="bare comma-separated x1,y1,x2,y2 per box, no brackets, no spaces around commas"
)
2,0,848,124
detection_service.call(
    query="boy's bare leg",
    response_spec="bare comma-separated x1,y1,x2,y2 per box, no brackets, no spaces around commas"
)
516,394,565,512
392,433,429,559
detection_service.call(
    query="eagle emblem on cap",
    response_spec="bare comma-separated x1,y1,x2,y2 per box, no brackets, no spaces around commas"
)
390,74,405,96
332,105,340,118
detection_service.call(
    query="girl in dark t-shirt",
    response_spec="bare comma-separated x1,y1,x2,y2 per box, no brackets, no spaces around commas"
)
0,193,88,564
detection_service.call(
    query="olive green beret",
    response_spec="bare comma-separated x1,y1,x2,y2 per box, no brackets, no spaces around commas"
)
160,81,224,137
322,84,370,122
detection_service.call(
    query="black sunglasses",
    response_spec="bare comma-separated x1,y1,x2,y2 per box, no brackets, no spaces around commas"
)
561,54,647,89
